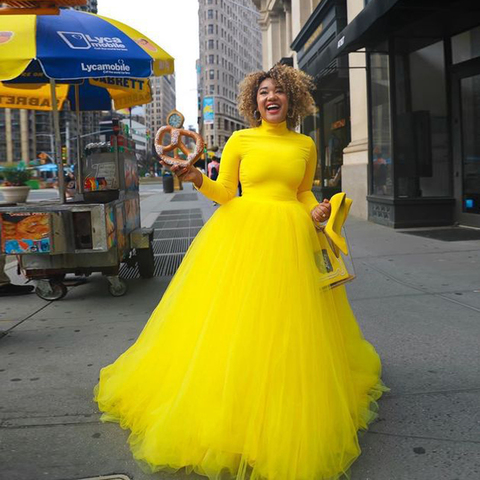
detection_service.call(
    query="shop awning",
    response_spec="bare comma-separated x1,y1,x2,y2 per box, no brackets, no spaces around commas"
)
314,0,480,73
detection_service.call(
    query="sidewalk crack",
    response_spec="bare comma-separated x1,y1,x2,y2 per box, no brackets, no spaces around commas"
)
367,430,480,445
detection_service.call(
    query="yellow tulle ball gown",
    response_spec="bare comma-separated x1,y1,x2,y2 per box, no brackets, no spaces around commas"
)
94,120,386,480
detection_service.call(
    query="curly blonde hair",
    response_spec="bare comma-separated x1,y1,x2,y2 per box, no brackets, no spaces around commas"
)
237,63,316,130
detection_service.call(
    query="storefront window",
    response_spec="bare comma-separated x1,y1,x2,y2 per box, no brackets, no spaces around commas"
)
303,93,349,193
395,40,451,198
452,26,480,64
370,53,393,195
322,93,348,189
460,75,480,214
302,108,322,187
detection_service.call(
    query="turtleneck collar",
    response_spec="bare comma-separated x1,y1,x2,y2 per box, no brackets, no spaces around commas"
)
258,119,288,135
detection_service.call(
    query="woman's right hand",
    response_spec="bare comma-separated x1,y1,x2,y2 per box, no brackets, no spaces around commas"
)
160,161,203,188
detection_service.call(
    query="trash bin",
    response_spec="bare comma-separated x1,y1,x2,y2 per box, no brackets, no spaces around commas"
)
162,174,174,193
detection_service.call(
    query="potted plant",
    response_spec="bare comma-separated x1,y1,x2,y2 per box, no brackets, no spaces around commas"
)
0,166,32,203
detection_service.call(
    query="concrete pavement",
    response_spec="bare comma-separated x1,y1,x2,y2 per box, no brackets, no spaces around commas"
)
0,187,479,480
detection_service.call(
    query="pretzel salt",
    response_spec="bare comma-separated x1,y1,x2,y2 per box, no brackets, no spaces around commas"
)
155,125,204,168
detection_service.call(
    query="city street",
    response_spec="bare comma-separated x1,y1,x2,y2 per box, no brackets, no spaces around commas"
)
24,183,164,202
1,188,479,480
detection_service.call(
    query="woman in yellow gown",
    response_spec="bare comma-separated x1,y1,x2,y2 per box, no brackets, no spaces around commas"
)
94,64,386,480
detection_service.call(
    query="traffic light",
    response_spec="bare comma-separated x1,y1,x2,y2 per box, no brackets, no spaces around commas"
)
112,118,120,136
61,146,67,163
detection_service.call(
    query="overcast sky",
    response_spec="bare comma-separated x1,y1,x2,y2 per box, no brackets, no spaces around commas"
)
98,0,200,128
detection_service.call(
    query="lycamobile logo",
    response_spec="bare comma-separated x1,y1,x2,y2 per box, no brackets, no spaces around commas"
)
80,60,131,74
57,31,126,50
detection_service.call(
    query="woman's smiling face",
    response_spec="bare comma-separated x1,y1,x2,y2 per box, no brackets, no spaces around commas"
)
256,78,289,124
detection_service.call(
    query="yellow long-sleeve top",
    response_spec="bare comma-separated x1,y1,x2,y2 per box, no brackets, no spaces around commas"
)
196,120,319,213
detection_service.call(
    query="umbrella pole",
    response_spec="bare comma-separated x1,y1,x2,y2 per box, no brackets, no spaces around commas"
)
75,84,84,194
50,78,66,204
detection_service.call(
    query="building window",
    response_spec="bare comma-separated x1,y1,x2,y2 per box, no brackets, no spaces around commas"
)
452,25,480,64
207,9,213,19
208,39,214,49
208,54,214,64
394,40,451,198
209,84,215,94
209,69,215,79
370,53,393,196
208,24,214,34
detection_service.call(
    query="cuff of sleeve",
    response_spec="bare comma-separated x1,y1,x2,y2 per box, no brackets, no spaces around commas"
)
194,173,209,193
298,192,320,214
194,173,219,202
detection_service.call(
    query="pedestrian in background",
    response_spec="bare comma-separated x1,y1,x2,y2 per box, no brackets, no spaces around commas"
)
207,156,220,181
208,156,220,205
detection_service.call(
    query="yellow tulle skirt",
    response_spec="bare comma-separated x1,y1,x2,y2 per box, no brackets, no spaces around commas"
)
94,196,386,480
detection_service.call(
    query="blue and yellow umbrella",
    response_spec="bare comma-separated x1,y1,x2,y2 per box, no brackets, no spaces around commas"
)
0,8,174,81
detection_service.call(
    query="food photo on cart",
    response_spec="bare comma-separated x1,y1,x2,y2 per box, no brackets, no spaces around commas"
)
0,2,175,300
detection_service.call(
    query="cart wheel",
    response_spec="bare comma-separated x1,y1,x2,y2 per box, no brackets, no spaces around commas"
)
136,242,155,279
35,280,68,301
51,274,66,282
107,277,128,297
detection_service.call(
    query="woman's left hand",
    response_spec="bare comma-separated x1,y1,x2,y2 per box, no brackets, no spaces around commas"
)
311,199,331,223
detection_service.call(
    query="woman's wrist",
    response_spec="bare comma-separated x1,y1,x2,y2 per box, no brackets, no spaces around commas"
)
192,168,203,188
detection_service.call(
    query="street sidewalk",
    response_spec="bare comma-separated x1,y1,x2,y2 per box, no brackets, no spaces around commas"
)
0,188,479,480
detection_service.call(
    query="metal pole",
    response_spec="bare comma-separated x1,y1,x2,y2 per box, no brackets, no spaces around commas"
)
112,134,121,191
49,78,66,204
65,119,70,164
74,84,84,193
49,134,54,160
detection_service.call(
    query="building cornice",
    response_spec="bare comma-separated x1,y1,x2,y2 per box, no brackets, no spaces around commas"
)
291,0,336,52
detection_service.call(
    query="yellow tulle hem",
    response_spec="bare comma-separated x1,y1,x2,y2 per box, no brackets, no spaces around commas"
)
94,196,387,480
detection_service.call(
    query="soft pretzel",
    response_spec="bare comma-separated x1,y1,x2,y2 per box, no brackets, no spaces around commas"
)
155,125,204,168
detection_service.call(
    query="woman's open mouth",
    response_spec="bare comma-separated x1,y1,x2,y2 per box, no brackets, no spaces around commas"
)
266,104,281,114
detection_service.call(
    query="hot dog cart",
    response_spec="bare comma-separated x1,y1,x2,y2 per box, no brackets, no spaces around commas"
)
0,136,155,300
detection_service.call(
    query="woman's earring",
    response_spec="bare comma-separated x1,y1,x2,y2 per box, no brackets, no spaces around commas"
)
254,109,261,121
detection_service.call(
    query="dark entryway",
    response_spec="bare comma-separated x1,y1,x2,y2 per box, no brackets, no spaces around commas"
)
452,54,480,227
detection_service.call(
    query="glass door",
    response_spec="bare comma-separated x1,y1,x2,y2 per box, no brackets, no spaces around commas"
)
452,67,480,227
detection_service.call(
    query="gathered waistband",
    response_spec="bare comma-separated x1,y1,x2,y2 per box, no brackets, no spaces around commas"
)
238,193,299,204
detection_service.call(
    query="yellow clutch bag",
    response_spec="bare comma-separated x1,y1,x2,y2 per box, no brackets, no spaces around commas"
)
314,192,356,289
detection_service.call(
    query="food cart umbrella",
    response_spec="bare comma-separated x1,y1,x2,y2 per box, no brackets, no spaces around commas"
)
1,63,153,112
0,7,174,202
35,163,71,172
